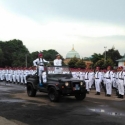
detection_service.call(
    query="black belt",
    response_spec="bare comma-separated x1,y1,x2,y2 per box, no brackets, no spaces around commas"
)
95,78,99,79
39,65,44,66
106,78,110,79
85,79,89,80
119,78,124,80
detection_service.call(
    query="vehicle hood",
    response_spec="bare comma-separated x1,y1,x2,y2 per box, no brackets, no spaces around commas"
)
48,77,83,82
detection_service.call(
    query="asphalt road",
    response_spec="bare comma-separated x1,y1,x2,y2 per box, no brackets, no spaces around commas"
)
0,82,125,125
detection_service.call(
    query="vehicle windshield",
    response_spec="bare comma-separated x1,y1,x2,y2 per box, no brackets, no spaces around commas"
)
47,66,70,74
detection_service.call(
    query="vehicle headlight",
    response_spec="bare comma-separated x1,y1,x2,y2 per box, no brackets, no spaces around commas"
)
65,82,69,86
80,82,83,86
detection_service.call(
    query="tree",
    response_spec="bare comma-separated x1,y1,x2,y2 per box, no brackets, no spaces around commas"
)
94,58,114,69
91,53,103,68
0,39,29,67
103,47,122,66
75,59,86,69
0,48,4,66
68,57,79,68
91,53,103,63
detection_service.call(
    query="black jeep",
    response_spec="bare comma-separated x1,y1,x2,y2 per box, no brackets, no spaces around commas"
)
26,66,86,102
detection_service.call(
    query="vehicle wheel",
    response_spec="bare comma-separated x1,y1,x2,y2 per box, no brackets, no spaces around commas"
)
27,84,37,97
75,93,86,101
48,87,60,102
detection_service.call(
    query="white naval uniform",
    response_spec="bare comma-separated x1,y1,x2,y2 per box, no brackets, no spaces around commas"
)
1,69,5,81
105,70,113,95
84,72,90,92
89,72,94,89
95,71,102,93
12,70,16,83
112,72,117,88
5,69,9,82
53,59,62,74
33,58,49,83
118,71,125,96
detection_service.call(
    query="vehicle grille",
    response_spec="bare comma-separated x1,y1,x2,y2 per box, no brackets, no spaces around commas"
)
71,82,80,87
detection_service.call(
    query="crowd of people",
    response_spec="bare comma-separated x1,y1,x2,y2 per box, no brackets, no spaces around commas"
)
0,52,125,99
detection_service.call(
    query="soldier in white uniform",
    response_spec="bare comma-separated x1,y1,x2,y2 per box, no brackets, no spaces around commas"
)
105,66,113,97
54,54,62,66
1,68,5,81
84,68,90,94
12,68,16,84
116,67,120,96
5,67,9,83
117,66,125,99
53,54,62,74
94,67,102,95
33,52,49,86
88,69,95,90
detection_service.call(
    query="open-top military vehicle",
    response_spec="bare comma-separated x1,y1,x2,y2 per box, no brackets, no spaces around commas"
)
26,66,86,102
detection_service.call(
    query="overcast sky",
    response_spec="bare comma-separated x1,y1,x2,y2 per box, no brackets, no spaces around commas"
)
0,0,125,58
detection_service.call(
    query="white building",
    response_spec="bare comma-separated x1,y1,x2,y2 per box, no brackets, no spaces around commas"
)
116,55,125,68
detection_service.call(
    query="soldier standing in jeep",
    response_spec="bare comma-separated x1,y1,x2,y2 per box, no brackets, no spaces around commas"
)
33,52,49,86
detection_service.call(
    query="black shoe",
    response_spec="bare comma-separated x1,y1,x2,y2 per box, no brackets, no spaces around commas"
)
120,95,123,99
117,94,121,98
86,91,89,94
107,94,111,97
95,92,100,95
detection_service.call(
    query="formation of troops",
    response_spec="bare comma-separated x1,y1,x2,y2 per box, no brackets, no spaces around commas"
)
71,66,125,99
0,67,36,85
0,65,125,99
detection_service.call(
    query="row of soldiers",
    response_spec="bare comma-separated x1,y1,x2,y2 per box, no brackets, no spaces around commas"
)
71,66,125,99
0,67,37,85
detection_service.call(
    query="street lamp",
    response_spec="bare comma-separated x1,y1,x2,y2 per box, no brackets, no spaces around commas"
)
104,46,107,63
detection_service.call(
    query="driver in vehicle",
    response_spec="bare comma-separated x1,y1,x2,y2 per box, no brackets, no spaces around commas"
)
33,52,49,86
53,54,62,74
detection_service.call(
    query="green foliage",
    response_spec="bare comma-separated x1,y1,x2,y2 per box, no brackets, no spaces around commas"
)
0,39,29,67
91,53,103,64
75,59,86,68
103,48,122,66
94,58,114,69
68,57,86,68
68,57,79,68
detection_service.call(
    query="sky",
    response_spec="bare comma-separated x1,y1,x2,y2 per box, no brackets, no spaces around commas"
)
0,0,125,58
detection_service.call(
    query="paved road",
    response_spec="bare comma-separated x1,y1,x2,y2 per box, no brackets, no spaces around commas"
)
0,82,125,125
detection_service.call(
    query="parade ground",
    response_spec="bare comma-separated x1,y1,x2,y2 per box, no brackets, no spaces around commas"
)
0,81,125,125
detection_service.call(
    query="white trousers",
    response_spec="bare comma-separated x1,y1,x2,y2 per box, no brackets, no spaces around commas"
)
118,80,124,95
95,80,101,92
106,81,112,95
38,66,44,83
85,80,90,91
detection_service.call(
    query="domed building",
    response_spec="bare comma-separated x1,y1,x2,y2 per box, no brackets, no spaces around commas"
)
64,46,80,65
64,46,93,68
66,46,80,59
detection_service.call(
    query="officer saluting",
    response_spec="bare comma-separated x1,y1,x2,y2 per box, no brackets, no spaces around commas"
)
33,52,49,86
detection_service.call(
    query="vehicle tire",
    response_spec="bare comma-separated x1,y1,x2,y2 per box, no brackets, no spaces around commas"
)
75,93,86,101
27,83,37,97
48,87,60,102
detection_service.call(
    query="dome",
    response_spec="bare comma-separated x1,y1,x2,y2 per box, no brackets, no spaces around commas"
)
66,47,80,59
